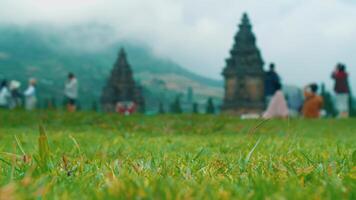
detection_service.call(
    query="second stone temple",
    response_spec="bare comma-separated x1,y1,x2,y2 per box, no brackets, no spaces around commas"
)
222,13,265,114
101,48,145,113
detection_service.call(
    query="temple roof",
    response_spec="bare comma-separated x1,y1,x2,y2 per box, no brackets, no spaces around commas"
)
222,13,264,77
101,48,141,106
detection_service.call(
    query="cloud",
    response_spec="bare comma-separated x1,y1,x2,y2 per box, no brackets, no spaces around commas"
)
0,0,355,91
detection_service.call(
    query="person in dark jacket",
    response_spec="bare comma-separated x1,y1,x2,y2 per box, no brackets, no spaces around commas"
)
265,63,281,105
332,63,350,118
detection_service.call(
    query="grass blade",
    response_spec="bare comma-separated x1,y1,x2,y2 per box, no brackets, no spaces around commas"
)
193,148,205,161
69,134,81,155
14,135,26,156
38,124,51,171
241,137,262,171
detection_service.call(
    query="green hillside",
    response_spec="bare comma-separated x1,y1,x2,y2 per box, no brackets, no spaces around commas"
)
0,25,223,111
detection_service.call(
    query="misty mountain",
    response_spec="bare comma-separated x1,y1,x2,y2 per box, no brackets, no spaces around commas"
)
0,25,223,111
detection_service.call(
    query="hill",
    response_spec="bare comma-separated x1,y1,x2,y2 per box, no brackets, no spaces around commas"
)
0,25,223,111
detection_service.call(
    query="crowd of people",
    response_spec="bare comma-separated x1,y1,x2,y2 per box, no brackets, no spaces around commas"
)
0,65,353,118
263,63,351,119
0,78,38,110
0,73,78,112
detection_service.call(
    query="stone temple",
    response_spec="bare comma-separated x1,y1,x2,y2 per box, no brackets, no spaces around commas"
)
101,48,145,112
222,13,265,114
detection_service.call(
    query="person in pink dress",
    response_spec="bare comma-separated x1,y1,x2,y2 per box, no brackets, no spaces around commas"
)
263,83,289,119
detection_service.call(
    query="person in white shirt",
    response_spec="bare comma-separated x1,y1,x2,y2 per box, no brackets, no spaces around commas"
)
0,80,11,109
24,78,37,111
64,73,78,112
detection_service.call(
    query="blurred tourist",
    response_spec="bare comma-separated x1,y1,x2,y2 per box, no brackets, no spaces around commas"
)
263,82,289,119
286,87,303,117
332,63,350,118
265,63,281,105
302,83,323,118
116,101,136,116
64,73,78,112
24,78,37,111
9,80,22,109
0,80,10,109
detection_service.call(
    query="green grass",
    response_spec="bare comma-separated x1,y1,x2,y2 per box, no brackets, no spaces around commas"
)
0,110,355,199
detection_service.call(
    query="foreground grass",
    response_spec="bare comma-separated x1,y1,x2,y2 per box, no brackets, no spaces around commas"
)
0,110,355,199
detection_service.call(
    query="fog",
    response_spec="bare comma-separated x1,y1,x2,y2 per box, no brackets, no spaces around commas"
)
0,0,355,91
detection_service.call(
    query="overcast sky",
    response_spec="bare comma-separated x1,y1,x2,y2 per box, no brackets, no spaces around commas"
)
0,0,355,91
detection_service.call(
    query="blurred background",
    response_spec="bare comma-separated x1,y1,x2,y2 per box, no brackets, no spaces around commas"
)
0,0,355,112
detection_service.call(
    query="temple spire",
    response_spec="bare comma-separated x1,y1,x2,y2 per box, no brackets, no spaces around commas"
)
119,48,126,56
240,13,251,27
117,48,129,68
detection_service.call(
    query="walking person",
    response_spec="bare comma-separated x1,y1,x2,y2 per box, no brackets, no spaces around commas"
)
64,73,78,112
302,83,323,118
0,80,11,109
24,78,37,111
332,63,350,118
263,82,289,119
265,63,281,105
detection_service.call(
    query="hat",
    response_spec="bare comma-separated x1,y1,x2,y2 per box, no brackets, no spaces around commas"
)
9,80,21,90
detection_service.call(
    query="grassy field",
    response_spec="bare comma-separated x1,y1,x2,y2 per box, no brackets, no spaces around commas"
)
0,110,355,199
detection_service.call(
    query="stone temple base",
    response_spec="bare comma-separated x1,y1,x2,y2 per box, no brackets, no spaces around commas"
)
221,102,265,116
222,108,264,116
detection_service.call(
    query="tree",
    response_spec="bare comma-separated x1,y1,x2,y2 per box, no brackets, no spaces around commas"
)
187,87,193,104
170,96,182,114
321,84,337,117
158,102,165,114
192,102,199,114
51,97,57,109
92,101,98,112
206,98,215,114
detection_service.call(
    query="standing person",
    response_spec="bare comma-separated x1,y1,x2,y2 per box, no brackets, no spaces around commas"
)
0,80,11,109
265,63,281,105
64,73,78,112
332,63,350,118
24,78,37,111
263,82,289,119
9,80,22,109
302,83,323,118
